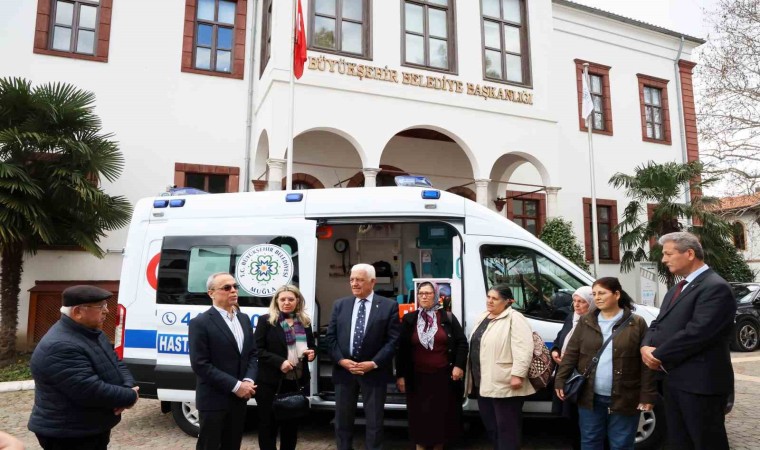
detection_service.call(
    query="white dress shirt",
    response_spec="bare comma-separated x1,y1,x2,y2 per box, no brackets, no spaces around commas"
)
349,292,374,356
212,306,252,393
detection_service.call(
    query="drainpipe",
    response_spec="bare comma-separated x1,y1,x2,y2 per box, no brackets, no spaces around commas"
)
673,36,690,218
243,0,260,192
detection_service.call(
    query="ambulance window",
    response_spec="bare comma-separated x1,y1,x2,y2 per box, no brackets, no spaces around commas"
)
480,245,586,322
188,247,233,293
158,235,300,307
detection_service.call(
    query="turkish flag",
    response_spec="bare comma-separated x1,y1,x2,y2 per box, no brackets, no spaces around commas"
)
294,0,307,79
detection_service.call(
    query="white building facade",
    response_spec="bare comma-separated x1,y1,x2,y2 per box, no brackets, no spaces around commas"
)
1,0,704,348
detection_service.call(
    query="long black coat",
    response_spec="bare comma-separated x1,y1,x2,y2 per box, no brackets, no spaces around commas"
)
188,307,258,411
28,315,137,438
643,268,736,395
253,314,316,387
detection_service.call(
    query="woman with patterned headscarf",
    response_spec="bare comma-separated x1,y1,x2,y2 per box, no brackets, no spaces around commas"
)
396,281,468,450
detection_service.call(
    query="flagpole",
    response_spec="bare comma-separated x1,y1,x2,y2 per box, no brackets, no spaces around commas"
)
286,0,297,191
584,63,600,278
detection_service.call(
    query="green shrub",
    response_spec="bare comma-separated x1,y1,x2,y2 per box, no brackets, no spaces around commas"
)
539,218,590,272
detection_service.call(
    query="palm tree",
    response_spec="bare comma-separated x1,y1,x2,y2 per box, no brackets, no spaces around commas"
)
0,78,132,362
609,160,736,288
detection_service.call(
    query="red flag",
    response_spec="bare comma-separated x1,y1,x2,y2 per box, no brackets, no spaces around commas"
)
293,0,307,79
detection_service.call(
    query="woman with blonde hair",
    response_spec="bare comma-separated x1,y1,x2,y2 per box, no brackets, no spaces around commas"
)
253,285,316,450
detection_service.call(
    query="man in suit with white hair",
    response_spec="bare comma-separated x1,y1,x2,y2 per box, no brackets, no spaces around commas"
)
324,263,401,450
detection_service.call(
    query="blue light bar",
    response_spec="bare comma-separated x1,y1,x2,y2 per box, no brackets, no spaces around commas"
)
153,200,169,208
286,193,304,202
421,190,441,200
169,199,186,207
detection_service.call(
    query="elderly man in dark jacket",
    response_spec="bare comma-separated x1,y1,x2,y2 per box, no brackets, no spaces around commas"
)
28,285,139,450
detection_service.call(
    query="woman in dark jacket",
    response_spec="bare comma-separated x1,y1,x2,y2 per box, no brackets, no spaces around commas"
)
396,281,468,450
550,286,594,450
555,278,657,450
254,285,316,450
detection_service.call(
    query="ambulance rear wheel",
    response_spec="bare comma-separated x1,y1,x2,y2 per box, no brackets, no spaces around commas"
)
171,401,200,437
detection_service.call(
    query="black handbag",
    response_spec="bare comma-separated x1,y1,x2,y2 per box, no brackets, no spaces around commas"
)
272,362,309,421
563,317,632,404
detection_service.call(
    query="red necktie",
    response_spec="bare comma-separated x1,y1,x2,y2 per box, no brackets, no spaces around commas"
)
671,280,688,303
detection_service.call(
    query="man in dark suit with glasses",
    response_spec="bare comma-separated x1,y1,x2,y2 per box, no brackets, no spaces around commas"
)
189,272,258,450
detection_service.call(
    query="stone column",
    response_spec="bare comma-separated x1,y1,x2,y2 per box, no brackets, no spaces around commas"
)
362,168,381,188
266,158,286,191
474,179,491,207
545,186,562,218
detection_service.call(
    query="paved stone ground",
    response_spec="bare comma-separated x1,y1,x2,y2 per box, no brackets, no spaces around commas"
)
2,352,758,449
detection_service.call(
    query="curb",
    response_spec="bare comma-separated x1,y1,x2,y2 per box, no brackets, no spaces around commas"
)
0,380,34,393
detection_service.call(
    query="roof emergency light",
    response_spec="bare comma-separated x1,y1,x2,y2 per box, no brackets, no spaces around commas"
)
395,175,433,187
286,193,304,202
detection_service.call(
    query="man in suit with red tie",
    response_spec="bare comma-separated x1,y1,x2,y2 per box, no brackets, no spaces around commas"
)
189,272,258,450
641,232,736,450
324,263,401,450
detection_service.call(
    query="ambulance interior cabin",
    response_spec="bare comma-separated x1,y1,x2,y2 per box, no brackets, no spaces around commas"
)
312,220,460,401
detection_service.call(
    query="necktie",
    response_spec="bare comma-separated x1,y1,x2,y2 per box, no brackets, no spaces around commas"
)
352,299,367,360
671,280,688,303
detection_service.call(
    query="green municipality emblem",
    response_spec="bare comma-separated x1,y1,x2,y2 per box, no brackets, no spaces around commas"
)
236,244,293,296
250,255,279,282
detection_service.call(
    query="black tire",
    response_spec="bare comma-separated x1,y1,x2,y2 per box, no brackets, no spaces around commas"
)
733,319,760,352
171,401,200,437
634,397,666,450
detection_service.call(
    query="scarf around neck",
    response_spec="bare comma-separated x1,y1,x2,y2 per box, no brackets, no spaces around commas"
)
416,304,442,350
279,312,306,346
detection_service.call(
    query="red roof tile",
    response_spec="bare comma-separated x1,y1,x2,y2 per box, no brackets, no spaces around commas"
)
713,193,760,211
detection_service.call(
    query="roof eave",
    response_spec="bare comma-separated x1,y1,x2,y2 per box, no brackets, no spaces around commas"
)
553,0,706,46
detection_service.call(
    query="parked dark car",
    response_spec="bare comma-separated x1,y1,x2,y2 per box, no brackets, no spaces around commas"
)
731,282,760,352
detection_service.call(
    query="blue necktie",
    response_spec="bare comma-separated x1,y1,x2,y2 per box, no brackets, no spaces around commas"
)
352,299,367,359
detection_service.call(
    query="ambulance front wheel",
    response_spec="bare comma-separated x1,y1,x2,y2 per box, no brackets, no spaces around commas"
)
171,401,200,437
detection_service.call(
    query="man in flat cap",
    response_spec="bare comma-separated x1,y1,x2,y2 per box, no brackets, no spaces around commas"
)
28,285,139,450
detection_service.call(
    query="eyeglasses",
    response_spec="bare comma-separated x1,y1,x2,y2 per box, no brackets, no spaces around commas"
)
216,283,239,292
79,304,108,311
418,292,435,297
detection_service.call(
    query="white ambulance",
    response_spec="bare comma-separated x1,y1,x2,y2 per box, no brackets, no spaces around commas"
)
115,185,664,448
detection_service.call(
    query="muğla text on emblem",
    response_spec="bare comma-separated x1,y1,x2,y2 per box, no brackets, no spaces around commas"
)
236,244,294,297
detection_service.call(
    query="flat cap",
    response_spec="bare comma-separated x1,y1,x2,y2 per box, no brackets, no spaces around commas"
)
62,285,113,307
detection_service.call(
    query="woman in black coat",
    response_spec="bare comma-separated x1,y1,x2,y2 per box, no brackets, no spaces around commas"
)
253,285,316,450
396,282,468,450
550,286,594,450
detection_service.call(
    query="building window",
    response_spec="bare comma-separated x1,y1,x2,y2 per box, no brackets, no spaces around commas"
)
402,0,456,72
480,0,530,85
182,0,247,79
582,198,619,263
505,191,546,236
309,0,371,58
574,59,613,135
260,0,273,76
637,74,672,145
174,163,240,193
194,0,237,72
33,0,113,62
281,173,325,190
644,87,664,139
733,221,747,251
